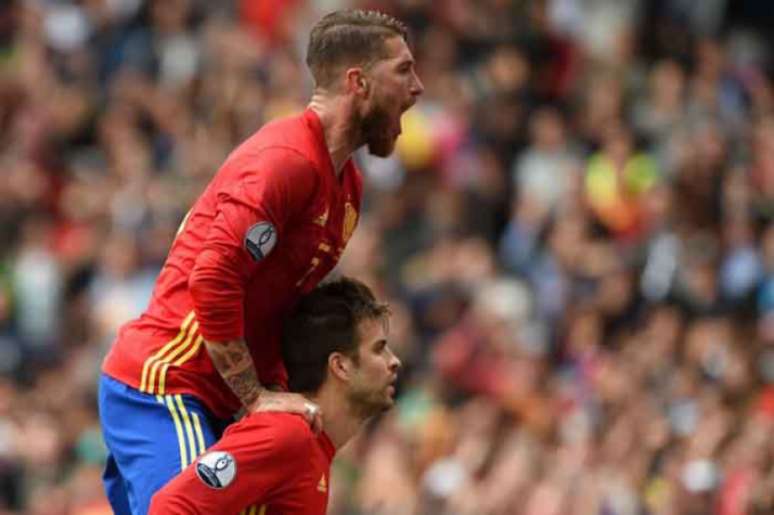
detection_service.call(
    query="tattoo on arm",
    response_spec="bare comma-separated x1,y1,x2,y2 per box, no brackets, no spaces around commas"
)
204,339,262,408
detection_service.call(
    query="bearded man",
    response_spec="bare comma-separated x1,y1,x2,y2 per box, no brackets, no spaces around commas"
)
98,10,422,515
150,277,401,514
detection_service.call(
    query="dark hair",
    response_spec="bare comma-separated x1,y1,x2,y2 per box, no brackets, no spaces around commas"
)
282,276,390,393
306,9,409,88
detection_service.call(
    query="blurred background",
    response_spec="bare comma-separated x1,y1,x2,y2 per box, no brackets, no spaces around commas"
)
1,0,774,513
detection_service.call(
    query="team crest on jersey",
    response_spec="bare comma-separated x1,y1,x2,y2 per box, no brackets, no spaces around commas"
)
245,222,277,261
196,451,236,489
342,202,357,243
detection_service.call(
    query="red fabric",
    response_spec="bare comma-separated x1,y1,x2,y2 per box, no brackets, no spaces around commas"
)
188,148,321,343
149,413,335,515
717,468,755,515
102,109,363,419
432,319,511,398
756,385,774,419
239,0,302,46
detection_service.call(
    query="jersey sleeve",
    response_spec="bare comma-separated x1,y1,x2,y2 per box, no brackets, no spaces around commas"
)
189,149,319,342
149,414,313,514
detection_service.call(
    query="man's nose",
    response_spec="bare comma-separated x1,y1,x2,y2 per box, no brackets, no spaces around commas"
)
411,71,424,96
390,352,402,371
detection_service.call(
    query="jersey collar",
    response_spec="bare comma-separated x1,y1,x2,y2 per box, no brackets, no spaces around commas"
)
303,108,337,180
318,430,336,461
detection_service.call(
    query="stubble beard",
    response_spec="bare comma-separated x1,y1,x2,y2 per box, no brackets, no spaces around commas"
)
347,386,394,421
359,101,396,158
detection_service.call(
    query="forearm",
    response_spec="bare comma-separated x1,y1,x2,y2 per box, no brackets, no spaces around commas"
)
204,339,262,408
203,339,321,431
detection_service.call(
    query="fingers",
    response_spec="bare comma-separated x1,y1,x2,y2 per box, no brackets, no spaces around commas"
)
303,401,318,419
251,392,323,433
303,401,323,434
312,411,323,435
250,391,302,413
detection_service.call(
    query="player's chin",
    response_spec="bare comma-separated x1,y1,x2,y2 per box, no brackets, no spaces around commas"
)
383,386,397,406
379,397,396,413
367,137,397,158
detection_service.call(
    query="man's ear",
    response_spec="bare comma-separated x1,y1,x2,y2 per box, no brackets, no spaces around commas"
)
345,68,369,96
329,352,353,381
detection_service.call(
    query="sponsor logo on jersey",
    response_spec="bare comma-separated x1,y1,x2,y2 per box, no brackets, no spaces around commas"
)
244,222,277,261
195,451,236,489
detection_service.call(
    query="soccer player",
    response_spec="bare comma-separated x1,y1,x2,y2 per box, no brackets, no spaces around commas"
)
148,277,401,514
98,9,423,515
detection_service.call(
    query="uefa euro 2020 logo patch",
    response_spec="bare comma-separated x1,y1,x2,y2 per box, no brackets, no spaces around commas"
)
244,222,277,261
195,451,236,489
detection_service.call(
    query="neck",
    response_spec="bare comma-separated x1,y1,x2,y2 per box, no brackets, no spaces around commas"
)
308,91,361,175
308,385,368,450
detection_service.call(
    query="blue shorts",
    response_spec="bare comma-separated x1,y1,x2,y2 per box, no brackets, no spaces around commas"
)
98,374,231,515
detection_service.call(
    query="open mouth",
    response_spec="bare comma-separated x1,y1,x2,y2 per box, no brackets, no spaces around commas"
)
395,99,416,136
387,376,398,394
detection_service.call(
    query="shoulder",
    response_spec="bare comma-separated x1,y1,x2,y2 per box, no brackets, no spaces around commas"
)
230,145,317,178
233,112,314,161
236,412,315,454
218,146,320,203
212,413,316,474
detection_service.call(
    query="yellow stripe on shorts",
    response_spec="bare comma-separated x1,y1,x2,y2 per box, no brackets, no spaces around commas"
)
158,395,189,470
175,394,198,465
191,411,206,456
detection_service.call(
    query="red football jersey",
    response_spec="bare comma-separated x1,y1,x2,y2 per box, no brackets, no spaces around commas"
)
149,413,335,515
102,109,363,419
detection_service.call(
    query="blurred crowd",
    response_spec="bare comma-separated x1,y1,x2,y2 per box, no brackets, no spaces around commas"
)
2,0,774,513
